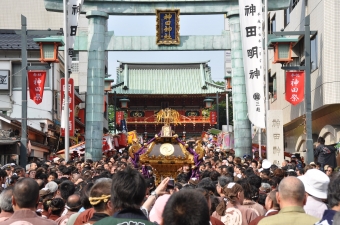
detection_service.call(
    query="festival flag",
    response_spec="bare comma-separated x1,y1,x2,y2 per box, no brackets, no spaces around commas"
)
210,111,217,125
285,71,305,105
239,0,265,128
27,71,46,104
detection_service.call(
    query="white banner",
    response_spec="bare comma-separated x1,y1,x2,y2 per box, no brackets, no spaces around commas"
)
267,110,284,166
239,0,265,128
67,0,83,71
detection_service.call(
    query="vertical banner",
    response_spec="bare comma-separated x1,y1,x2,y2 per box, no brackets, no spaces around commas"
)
27,71,46,104
61,78,75,137
285,71,305,105
239,1,265,128
267,110,284,166
67,0,83,71
116,111,124,126
210,111,217,125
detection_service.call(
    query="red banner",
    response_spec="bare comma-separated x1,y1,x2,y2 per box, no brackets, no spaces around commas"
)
285,71,305,105
210,111,217,124
61,78,75,137
28,71,46,104
116,111,124,125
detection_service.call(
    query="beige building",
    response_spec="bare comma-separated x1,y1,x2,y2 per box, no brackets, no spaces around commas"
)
267,0,340,156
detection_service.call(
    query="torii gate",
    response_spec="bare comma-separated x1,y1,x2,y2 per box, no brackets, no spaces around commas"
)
45,0,289,161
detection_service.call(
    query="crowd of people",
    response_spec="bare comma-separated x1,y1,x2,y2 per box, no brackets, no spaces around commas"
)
0,136,339,225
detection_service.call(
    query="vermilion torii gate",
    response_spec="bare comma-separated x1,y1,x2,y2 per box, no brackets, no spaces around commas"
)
45,0,290,161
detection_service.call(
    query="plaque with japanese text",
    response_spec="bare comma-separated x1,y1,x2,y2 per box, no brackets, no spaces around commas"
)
156,9,180,45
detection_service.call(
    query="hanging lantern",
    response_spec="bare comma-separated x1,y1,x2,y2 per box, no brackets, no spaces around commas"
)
33,37,64,63
119,98,130,109
268,37,298,64
203,98,214,109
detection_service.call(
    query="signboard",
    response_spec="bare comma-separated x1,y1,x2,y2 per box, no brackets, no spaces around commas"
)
61,78,75,137
285,71,305,105
27,71,47,104
210,111,217,125
239,0,265,128
267,110,284,166
0,70,9,90
156,9,180,45
185,111,200,117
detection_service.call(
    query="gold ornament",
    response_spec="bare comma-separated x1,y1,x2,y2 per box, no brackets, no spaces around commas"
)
160,143,175,156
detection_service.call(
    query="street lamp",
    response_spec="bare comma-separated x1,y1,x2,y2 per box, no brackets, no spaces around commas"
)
203,98,214,109
270,15,316,164
268,36,298,64
119,98,130,109
204,92,220,129
33,37,64,63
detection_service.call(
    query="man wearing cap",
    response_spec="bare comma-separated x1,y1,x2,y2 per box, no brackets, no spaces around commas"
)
314,137,337,171
258,176,318,225
298,169,329,219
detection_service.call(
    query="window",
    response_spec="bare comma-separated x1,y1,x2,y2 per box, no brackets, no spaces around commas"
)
292,0,300,10
284,7,290,27
268,15,276,34
71,51,79,73
311,35,318,71
12,62,50,89
268,72,277,102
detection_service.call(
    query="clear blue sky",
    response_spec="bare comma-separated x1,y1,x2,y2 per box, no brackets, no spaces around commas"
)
107,15,226,83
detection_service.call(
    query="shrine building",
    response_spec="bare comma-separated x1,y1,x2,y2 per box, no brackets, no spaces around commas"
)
110,61,226,138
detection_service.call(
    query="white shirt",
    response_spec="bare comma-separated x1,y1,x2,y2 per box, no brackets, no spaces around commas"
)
304,196,327,219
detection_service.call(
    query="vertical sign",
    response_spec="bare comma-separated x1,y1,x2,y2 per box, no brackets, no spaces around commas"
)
61,78,75,137
285,71,305,105
67,0,83,71
27,71,47,104
210,111,217,125
267,110,284,166
116,111,124,126
239,0,265,128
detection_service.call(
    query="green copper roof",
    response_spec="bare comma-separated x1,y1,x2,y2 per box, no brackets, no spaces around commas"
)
113,62,225,95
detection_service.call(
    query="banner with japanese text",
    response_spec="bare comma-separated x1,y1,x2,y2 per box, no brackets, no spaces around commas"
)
61,78,75,137
267,110,284,166
67,0,83,71
210,111,217,125
239,0,265,128
285,71,305,105
116,111,124,126
28,71,46,104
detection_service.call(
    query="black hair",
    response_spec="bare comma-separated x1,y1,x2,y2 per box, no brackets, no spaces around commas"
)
0,169,7,179
317,137,325,144
162,189,210,225
81,182,94,209
209,170,220,182
248,175,262,189
197,177,215,193
328,174,340,208
48,172,58,179
49,198,65,216
244,168,255,177
257,192,267,206
59,180,75,201
217,176,233,188
13,178,39,208
111,167,146,210
251,160,258,167
199,170,211,180
237,179,253,200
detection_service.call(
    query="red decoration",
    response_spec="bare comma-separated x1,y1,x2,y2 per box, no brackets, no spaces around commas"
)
28,71,46,104
118,133,128,148
61,78,75,137
210,111,217,124
285,71,305,105
116,111,124,125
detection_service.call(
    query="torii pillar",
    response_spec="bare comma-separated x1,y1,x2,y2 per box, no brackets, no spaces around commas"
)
227,10,252,158
85,11,108,161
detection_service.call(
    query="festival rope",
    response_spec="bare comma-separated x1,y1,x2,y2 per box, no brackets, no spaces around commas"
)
89,195,111,206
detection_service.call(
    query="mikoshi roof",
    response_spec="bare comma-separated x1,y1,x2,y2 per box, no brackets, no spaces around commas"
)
113,61,225,95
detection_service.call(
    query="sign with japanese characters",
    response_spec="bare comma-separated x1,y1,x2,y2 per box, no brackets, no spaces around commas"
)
116,111,124,126
0,70,9,90
27,71,46,104
267,110,284,166
156,9,180,45
67,0,83,71
239,0,265,128
61,78,75,137
285,71,305,105
210,111,217,125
